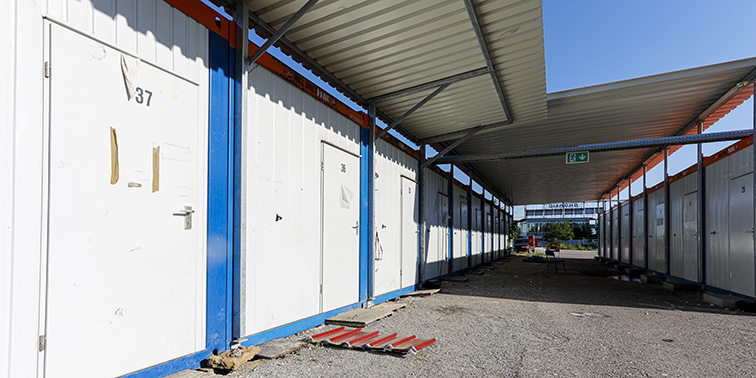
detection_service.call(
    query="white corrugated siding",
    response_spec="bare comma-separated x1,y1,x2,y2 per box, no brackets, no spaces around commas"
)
471,195,483,266
647,188,667,273
1,2,16,377
631,197,646,268
243,66,361,336
483,201,492,259
452,184,469,273
423,168,449,280
374,139,418,296
620,204,631,264
45,0,206,84
705,145,755,296
669,173,698,281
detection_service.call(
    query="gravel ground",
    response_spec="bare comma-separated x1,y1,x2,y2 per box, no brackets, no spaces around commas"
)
226,251,756,378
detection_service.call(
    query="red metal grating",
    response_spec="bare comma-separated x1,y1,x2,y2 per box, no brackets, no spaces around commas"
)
308,327,436,355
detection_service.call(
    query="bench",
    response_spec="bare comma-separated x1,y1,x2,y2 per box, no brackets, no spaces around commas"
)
545,249,566,274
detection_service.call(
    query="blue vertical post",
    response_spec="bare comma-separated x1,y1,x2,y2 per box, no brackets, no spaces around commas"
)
448,170,454,275
697,121,705,285
207,30,234,353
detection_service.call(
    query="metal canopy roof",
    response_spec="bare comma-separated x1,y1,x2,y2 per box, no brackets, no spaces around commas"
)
449,57,756,205
246,0,548,140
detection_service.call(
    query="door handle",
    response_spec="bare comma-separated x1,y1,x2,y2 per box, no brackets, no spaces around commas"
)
173,206,194,230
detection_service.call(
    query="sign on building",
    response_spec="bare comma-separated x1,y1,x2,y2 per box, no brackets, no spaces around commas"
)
566,151,589,164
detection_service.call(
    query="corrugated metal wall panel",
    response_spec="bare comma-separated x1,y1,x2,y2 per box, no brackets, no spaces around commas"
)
452,185,469,273
632,197,645,267
0,2,15,376
45,0,206,84
651,188,667,273
243,67,361,336
647,191,658,270
374,139,418,296
621,204,631,263
484,202,492,259
706,158,730,290
669,179,685,278
423,169,449,280
6,1,212,376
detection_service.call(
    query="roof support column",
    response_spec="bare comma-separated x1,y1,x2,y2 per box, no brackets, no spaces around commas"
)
628,176,633,267
664,148,670,276
232,0,250,344
643,165,649,270
697,121,705,285
366,102,376,303
616,186,621,261
752,81,756,294
246,0,319,68
418,143,427,285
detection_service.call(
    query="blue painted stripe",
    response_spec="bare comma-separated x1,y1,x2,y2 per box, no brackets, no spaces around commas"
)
373,285,418,305
665,275,699,285
241,302,363,346
703,285,755,300
121,350,213,378
467,187,472,270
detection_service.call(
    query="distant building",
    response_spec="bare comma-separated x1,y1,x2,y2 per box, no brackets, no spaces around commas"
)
520,202,600,240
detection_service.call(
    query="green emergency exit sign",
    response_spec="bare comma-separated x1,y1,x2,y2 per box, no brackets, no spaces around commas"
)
566,151,589,164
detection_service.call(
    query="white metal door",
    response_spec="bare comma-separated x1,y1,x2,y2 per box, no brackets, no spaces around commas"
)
400,177,418,288
456,195,468,270
728,174,755,296
321,143,360,312
682,192,698,281
436,193,449,278
45,24,206,378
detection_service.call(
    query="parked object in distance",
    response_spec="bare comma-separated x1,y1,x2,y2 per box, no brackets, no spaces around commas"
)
513,237,530,252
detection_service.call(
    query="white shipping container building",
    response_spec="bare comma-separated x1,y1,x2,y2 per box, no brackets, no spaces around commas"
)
599,138,756,298
2,2,519,376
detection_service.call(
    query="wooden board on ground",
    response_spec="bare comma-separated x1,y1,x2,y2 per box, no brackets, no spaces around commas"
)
256,339,306,359
401,289,440,297
325,302,406,327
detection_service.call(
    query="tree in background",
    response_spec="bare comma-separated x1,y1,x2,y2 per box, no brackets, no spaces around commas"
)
544,221,574,242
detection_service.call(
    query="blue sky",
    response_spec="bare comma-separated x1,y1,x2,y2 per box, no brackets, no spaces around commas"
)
543,0,756,203
202,0,756,211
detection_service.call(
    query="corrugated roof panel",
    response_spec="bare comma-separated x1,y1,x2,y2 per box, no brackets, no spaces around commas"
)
453,58,756,204
249,0,548,137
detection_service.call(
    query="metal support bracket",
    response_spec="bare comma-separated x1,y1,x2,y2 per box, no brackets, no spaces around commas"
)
462,0,512,122
375,84,450,140
422,127,482,168
246,0,319,69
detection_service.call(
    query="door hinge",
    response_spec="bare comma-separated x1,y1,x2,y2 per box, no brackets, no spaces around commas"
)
321,162,324,171
44,62,51,78
320,284,323,294
39,335,46,351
